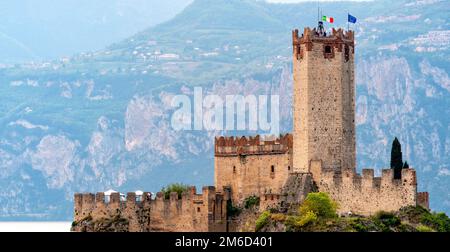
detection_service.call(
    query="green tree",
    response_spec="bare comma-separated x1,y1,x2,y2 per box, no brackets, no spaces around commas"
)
299,192,338,219
161,183,190,199
390,137,403,179
403,161,409,169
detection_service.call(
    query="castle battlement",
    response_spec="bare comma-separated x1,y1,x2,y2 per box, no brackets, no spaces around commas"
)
215,134,292,156
319,168,417,192
315,165,420,215
73,186,229,232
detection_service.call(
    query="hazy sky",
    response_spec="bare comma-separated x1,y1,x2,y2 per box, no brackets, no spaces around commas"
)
266,0,373,2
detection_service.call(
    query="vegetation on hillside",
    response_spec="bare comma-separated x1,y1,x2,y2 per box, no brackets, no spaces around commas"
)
244,196,260,209
255,192,450,232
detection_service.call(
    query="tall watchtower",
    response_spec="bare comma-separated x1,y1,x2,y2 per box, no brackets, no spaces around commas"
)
292,24,356,176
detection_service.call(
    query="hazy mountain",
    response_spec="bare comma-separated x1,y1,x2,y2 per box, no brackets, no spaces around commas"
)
0,0,193,63
0,0,448,220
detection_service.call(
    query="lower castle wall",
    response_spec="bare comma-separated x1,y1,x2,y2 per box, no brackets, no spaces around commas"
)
73,186,228,232
317,166,418,216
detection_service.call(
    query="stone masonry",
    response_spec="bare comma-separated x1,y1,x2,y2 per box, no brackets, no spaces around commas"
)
72,25,430,231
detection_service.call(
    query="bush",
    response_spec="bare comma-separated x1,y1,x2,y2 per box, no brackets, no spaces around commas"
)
244,196,260,209
161,183,190,199
296,210,317,227
350,218,368,232
299,192,338,218
226,199,241,217
255,211,271,231
421,212,450,232
284,216,298,232
374,211,401,227
416,225,435,232
399,205,430,223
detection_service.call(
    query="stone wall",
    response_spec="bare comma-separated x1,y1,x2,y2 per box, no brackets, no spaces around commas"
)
73,186,228,232
316,164,418,216
214,135,293,204
417,192,430,210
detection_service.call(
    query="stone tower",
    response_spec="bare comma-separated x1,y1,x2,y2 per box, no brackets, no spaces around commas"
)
292,24,356,176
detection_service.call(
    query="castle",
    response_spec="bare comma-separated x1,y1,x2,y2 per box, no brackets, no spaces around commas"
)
72,24,430,232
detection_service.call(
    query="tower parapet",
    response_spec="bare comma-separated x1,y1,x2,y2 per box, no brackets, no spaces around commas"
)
215,134,292,156
293,27,355,60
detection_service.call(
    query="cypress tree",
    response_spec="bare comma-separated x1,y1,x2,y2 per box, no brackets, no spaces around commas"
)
390,137,403,179
403,161,409,169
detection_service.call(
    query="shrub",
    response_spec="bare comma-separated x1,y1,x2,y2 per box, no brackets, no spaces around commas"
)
255,211,271,231
421,212,450,232
416,225,435,232
284,216,298,232
399,205,430,223
296,210,317,227
244,196,260,209
299,192,338,218
161,183,190,199
374,211,401,227
350,218,368,232
226,199,241,217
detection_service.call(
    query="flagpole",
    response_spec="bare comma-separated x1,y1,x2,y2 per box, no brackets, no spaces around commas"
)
317,1,319,24
347,11,349,31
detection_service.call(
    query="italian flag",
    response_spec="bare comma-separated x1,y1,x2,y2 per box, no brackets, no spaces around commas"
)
322,15,334,23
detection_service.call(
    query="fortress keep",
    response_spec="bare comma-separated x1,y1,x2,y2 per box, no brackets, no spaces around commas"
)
72,25,430,232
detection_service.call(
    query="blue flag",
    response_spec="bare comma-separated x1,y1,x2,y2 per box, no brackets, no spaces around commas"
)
348,14,357,23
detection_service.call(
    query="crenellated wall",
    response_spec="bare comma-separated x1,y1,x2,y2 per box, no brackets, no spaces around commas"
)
316,164,418,215
73,186,228,232
214,134,293,204
215,134,292,156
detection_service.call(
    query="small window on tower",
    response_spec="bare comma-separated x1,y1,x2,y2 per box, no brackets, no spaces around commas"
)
325,45,332,54
288,166,291,171
271,165,275,173
233,166,236,174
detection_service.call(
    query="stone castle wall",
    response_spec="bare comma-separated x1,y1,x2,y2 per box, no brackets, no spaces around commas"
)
417,192,430,210
73,186,228,232
292,27,356,174
313,160,419,215
214,134,293,204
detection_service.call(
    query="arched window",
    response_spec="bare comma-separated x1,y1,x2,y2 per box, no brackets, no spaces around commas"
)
271,165,275,173
288,166,291,171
